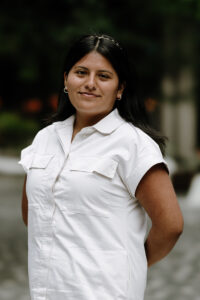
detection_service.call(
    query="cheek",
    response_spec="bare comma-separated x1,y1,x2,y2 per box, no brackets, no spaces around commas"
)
103,84,118,97
66,76,81,91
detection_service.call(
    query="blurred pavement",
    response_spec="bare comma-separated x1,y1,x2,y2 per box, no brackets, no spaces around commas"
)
0,155,24,175
0,155,200,300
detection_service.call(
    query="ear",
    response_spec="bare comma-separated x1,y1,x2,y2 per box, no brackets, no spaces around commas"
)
64,72,68,85
117,82,126,98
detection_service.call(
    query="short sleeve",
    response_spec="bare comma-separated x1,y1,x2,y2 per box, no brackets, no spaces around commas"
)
118,129,168,198
18,145,35,173
18,130,41,173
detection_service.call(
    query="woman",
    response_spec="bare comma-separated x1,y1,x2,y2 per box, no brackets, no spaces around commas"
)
19,34,183,300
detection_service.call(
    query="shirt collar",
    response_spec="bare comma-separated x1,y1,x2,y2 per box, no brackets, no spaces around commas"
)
92,108,125,134
54,108,125,134
54,114,75,129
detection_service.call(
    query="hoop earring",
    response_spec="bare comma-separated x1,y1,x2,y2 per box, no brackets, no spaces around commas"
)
64,87,68,94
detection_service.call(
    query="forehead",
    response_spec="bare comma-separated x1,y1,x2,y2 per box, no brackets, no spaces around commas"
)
73,51,115,72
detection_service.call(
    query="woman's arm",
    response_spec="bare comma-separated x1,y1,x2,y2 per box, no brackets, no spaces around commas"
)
22,175,28,226
135,163,184,267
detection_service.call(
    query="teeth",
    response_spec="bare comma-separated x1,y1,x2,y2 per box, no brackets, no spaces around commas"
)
79,92,100,97
84,93,95,96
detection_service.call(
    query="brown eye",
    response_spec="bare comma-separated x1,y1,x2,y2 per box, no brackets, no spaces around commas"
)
75,70,87,75
99,73,110,79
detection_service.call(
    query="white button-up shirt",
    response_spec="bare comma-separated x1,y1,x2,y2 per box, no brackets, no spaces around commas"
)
19,108,167,300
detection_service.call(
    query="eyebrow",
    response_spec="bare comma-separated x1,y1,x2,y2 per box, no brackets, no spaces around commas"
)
74,66,113,75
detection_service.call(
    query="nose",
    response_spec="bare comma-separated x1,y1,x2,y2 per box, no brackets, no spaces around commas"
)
85,74,96,91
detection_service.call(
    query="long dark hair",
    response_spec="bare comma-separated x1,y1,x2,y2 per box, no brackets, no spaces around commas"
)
49,34,166,154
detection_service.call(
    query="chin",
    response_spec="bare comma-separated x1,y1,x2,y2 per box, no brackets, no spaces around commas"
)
75,105,102,114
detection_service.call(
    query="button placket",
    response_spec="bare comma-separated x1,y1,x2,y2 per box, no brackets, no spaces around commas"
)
51,154,70,213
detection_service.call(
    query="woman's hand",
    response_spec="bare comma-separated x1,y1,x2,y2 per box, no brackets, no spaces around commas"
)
22,175,28,226
136,163,184,267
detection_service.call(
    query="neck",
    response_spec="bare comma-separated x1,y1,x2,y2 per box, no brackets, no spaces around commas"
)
74,111,109,132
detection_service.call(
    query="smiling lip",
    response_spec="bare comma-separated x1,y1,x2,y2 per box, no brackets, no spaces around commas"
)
79,92,100,97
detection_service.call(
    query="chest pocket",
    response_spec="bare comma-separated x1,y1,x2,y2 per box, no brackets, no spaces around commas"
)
30,153,54,169
25,153,55,192
22,152,56,206
27,153,55,186
61,156,119,217
19,145,54,173
68,156,118,179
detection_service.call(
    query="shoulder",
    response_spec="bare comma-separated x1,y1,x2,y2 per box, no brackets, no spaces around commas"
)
28,123,57,147
32,124,52,139
117,121,160,152
32,121,63,140
116,123,167,197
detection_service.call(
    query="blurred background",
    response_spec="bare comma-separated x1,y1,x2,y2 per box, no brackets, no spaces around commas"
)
0,0,200,299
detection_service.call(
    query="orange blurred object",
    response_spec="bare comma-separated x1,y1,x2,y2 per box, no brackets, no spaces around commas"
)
145,98,158,112
23,98,43,113
49,94,58,111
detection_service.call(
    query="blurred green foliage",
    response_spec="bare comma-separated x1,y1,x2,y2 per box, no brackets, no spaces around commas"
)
0,112,40,148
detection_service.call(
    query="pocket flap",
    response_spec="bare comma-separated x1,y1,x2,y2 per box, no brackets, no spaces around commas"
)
93,158,118,179
69,156,118,179
30,153,54,169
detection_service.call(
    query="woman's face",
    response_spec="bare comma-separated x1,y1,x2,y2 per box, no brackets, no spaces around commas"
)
64,51,124,118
